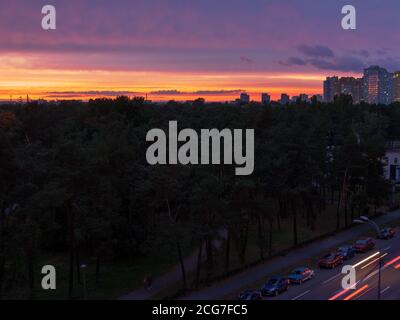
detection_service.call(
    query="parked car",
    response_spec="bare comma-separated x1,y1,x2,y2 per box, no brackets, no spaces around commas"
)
353,238,375,253
318,252,344,269
337,245,356,260
261,276,290,296
239,290,262,300
378,228,396,240
288,267,315,284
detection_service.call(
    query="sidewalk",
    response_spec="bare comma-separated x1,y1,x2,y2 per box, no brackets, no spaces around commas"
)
181,210,400,300
120,246,201,300
120,236,224,300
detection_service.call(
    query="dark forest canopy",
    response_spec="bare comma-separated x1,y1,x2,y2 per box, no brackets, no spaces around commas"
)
0,95,399,299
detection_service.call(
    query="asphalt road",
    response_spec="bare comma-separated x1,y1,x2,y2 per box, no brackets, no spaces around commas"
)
272,231,400,300
182,210,400,300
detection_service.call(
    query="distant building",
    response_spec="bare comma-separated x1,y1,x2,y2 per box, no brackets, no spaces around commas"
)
323,76,361,103
312,94,323,103
280,93,290,105
291,96,299,103
363,66,393,105
240,93,250,104
261,93,271,105
393,71,400,102
299,93,309,103
338,77,362,103
384,141,400,183
323,76,339,102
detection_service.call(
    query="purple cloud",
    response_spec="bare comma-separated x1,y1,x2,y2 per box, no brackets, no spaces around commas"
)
279,57,307,66
297,45,334,58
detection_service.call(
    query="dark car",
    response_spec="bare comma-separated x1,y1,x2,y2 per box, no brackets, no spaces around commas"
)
239,290,262,300
261,276,290,297
337,246,356,260
379,228,396,240
318,252,343,269
288,267,315,284
353,238,375,253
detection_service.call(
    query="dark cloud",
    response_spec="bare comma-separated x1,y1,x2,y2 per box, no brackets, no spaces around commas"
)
367,57,400,72
150,89,243,95
308,56,366,72
352,49,370,58
376,49,389,55
194,90,243,95
240,56,253,63
46,90,141,97
280,54,367,72
297,45,334,58
279,57,307,66
150,90,181,95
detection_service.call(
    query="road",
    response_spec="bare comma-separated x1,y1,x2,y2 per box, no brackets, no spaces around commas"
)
181,210,400,300
273,232,400,300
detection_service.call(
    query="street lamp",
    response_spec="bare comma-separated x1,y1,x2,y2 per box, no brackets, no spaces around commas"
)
355,216,381,238
353,217,383,300
80,264,87,300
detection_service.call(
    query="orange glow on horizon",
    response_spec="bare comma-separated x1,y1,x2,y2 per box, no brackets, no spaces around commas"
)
0,53,327,102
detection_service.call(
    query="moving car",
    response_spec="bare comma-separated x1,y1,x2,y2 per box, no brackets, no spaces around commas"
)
318,252,343,269
378,228,396,240
337,245,356,260
353,238,375,253
261,276,290,297
288,267,315,284
239,290,262,300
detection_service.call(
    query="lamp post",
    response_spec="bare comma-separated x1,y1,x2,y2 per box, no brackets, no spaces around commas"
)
353,217,382,300
80,264,87,300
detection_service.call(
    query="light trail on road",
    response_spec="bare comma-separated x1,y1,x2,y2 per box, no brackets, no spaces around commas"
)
328,281,361,300
384,255,400,267
361,253,388,270
352,252,380,268
343,285,369,300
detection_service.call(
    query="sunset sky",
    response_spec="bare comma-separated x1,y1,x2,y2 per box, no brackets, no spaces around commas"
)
1,0,400,102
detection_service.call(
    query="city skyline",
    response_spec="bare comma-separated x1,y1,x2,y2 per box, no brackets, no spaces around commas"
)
1,1,400,102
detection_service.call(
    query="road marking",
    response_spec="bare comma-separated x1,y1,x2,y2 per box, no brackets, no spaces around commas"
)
291,290,311,300
363,269,379,281
323,273,342,284
355,287,372,300
382,246,391,251
381,286,391,294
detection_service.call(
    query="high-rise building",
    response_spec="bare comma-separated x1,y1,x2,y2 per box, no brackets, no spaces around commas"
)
393,71,400,102
338,77,362,103
240,93,250,104
363,66,393,105
299,93,309,103
323,76,339,102
261,93,271,105
280,93,290,105
323,76,362,103
312,94,323,103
